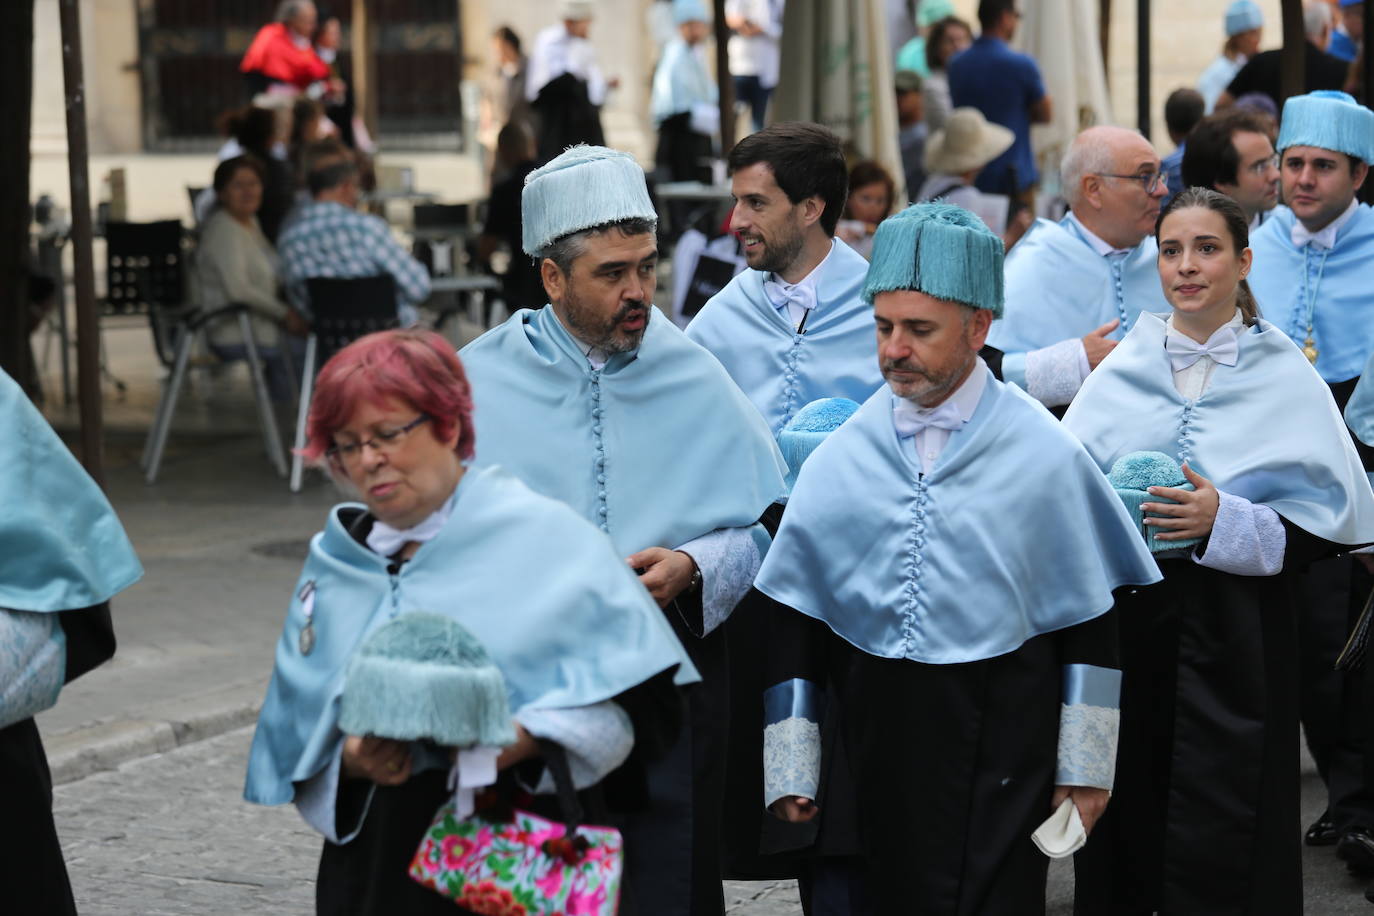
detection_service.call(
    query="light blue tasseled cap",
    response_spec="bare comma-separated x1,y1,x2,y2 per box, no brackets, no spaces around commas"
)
1224,0,1263,36
778,398,860,492
861,202,1005,317
673,0,710,24
1277,91,1374,165
521,145,659,255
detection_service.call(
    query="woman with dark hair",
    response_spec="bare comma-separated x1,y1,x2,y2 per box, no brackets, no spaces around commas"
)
244,329,693,915
922,16,973,132
478,25,532,165
1064,187,1374,913
835,160,895,259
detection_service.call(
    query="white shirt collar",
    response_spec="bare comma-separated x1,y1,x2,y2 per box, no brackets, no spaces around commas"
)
1164,308,1246,339
763,238,838,312
1067,212,1136,257
1291,198,1360,250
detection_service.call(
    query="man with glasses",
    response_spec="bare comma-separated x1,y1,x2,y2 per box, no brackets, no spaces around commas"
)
459,145,788,916
1181,109,1281,229
984,125,1170,409
1247,91,1374,879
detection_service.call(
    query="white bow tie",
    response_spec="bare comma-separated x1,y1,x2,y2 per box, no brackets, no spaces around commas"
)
365,506,451,557
1165,326,1239,372
1291,221,1336,250
767,277,816,314
892,400,964,438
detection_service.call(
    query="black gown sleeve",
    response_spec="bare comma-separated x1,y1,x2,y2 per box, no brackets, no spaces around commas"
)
55,601,116,684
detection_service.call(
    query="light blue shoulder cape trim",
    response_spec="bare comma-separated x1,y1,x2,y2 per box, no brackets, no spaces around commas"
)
243,465,698,806
460,305,787,556
1063,312,1374,545
987,215,1167,355
0,369,142,612
686,240,884,434
755,369,1161,664
1247,204,1374,383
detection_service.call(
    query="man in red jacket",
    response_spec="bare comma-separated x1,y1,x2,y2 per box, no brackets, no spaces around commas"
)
240,0,337,97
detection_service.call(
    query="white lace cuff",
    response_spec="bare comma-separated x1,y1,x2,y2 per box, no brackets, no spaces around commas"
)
1056,703,1120,790
1193,490,1285,576
1025,338,1090,407
762,716,821,807
676,524,765,636
516,701,634,793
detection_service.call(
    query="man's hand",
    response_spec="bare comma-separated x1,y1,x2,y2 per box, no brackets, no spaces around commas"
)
1051,785,1110,834
1143,463,1220,541
769,795,819,823
627,547,698,608
342,735,412,786
1081,320,1120,369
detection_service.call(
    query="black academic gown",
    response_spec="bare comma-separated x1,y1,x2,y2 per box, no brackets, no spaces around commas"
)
1,602,117,916
768,594,1121,916
312,510,685,916
1074,521,1334,916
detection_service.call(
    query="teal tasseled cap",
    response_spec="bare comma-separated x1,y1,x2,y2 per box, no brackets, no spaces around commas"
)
1277,91,1374,165
778,398,860,492
673,0,709,24
339,612,517,748
521,145,658,255
1107,451,1202,554
860,202,1005,316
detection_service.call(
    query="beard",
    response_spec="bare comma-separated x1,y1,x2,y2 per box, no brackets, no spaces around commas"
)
882,349,975,406
562,281,650,354
746,218,806,275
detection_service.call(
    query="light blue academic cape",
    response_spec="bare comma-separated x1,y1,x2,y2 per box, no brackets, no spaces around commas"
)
1248,203,1374,384
1198,55,1243,113
755,367,1160,664
686,239,883,435
1064,312,1374,546
244,465,697,806
988,214,1168,386
461,305,787,557
651,37,717,125
0,368,142,613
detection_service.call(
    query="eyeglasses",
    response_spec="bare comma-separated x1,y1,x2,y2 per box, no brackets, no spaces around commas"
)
1246,154,1280,176
327,414,431,466
1096,171,1169,193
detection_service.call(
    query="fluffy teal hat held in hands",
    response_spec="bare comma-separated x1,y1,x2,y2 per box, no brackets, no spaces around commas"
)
861,202,1005,317
1277,91,1374,165
521,145,659,255
339,612,516,748
778,398,860,493
1107,451,1202,554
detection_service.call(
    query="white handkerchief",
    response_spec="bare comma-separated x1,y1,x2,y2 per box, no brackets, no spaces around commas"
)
446,746,502,819
1032,797,1087,858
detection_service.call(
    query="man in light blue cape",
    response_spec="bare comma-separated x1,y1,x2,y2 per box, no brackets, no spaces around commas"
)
459,144,787,916
755,203,1160,913
687,122,884,438
987,125,1169,408
1248,88,1374,868
0,368,142,915
650,0,717,186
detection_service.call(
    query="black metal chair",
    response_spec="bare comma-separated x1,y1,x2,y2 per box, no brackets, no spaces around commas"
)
290,275,399,491
103,220,186,368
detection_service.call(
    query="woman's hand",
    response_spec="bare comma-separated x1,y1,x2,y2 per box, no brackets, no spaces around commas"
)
627,547,698,608
342,735,412,786
769,795,819,823
1142,463,1219,542
1051,785,1110,834
495,723,540,771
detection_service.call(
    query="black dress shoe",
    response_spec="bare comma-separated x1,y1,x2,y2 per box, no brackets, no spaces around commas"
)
1307,811,1339,846
1339,827,1374,875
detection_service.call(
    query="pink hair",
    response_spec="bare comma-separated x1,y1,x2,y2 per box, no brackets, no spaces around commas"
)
302,329,476,463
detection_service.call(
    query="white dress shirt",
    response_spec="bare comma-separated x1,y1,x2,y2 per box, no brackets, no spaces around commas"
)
895,359,988,474
762,239,837,330
525,23,608,105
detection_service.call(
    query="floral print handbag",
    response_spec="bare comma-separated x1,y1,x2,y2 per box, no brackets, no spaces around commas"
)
409,743,624,915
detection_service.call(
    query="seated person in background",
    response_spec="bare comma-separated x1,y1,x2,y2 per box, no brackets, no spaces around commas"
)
277,151,431,327
836,160,895,259
916,106,1030,250
478,123,543,310
197,155,308,401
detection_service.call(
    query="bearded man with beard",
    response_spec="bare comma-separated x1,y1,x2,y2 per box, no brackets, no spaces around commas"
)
459,144,787,916
755,203,1159,913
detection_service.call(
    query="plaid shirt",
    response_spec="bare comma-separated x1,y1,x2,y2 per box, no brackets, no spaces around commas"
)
278,200,430,324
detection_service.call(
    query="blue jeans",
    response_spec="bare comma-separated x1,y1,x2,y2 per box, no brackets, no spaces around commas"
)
734,75,773,133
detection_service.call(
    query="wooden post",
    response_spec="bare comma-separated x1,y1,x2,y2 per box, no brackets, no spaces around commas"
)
1099,0,1111,73
714,0,736,156
0,0,34,393
1279,0,1305,105
59,0,104,484
352,0,379,140
1136,0,1151,139
1364,0,1373,102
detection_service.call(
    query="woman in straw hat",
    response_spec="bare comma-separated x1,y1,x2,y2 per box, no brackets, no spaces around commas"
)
917,107,1032,250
